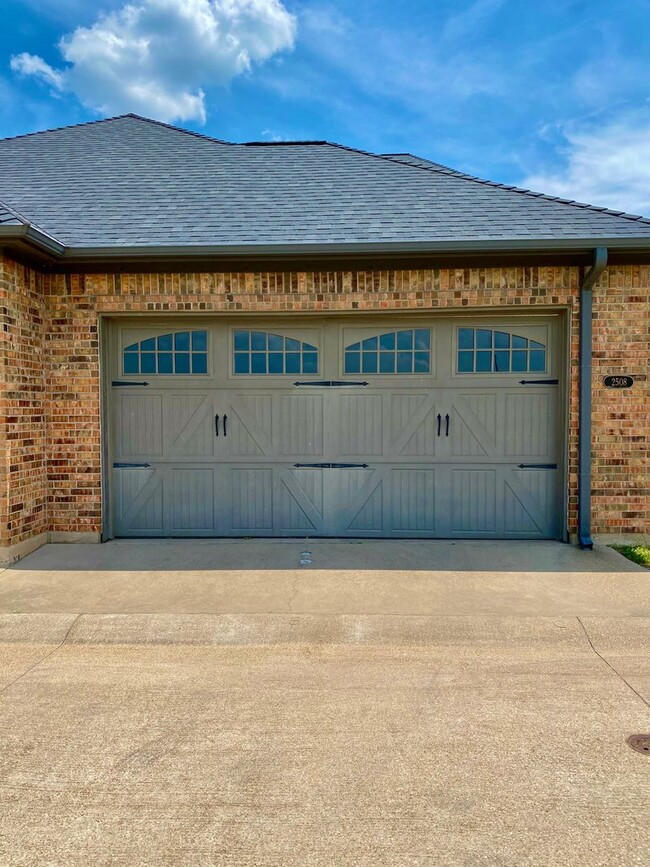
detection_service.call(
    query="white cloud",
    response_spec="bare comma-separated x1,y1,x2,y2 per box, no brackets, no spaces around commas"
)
522,119,650,217
9,0,296,123
10,53,65,90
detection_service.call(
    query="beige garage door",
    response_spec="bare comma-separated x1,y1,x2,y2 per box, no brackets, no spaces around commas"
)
108,316,563,539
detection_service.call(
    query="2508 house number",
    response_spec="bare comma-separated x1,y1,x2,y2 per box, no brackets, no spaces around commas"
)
603,375,634,388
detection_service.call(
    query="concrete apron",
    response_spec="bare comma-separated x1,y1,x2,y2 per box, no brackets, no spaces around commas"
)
0,538,648,616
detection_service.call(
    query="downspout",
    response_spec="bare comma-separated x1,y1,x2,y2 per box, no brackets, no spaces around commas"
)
578,246,608,549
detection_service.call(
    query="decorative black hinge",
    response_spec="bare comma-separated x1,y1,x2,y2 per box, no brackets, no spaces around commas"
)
112,381,150,387
519,379,558,385
294,462,369,469
293,380,368,387
517,464,558,469
113,462,151,468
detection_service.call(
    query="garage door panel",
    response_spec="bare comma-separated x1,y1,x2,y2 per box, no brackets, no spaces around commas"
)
390,394,438,457
335,469,384,535
116,394,164,457
228,467,274,532
337,394,383,457
450,469,497,535
170,467,215,533
503,469,558,537
277,468,326,534
450,393,498,458
390,468,436,533
226,395,274,457
168,393,215,458
114,466,164,535
278,395,324,457
504,392,554,458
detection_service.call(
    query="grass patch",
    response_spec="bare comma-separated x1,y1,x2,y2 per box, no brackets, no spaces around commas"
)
611,545,650,568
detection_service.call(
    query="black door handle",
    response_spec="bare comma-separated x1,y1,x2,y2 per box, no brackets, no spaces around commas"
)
223,414,228,437
445,414,450,436
215,414,219,437
437,413,441,436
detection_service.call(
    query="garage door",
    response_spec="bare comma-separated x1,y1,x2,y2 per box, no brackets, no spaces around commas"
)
108,316,563,539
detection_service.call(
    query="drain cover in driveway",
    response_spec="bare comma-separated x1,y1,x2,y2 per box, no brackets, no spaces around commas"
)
627,735,650,755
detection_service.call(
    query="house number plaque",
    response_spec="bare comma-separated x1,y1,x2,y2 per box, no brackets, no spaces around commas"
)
603,375,634,389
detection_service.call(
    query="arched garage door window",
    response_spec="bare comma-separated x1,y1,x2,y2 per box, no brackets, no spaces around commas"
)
233,330,319,375
123,330,208,374
457,328,546,373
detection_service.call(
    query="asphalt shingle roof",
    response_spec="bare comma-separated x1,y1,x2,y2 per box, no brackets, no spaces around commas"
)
0,200,27,226
1,114,649,252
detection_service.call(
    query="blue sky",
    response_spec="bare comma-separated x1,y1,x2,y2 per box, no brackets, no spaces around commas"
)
3,0,650,214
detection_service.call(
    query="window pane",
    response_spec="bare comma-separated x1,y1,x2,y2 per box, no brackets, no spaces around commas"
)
158,353,173,374
140,338,156,352
174,332,190,351
458,351,474,372
234,352,249,374
379,332,395,351
302,343,317,352
529,350,546,371
192,331,207,351
268,334,284,351
530,339,545,350
494,331,510,349
251,353,267,374
475,350,492,372
476,329,492,349
234,330,249,351
414,352,430,373
268,352,283,374
379,351,395,373
140,353,156,373
191,354,207,374
362,352,378,373
124,352,139,374
302,352,318,374
124,342,139,353
345,352,360,374
414,329,430,350
251,331,267,351
285,337,301,352
512,350,527,371
175,353,190,374
494,351,510,372
157,334,173,351
512,335,527,349
363,336,378,351
458,328,474,350
396,330,413,350
396,351,412,373
347,342,360,352
285,353,301,374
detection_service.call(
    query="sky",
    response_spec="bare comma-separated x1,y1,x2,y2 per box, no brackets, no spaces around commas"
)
2,0,650,215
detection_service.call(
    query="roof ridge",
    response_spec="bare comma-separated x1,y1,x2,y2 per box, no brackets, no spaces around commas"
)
0,113,231,146
380,152,650,227
0,198,28,224
242,140,328,146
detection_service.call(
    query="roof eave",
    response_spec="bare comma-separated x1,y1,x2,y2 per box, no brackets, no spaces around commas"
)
59,236,650,261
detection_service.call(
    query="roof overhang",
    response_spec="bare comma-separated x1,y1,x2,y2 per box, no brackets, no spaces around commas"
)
3,227,650,271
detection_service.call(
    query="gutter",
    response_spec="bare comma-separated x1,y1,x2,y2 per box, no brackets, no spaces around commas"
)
578,246,608,549
56,236,650,261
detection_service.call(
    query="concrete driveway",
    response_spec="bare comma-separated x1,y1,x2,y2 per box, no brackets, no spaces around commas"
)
0,540,649,866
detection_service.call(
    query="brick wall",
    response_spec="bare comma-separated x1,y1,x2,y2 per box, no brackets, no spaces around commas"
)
1,257,647,549
0,257,47,547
